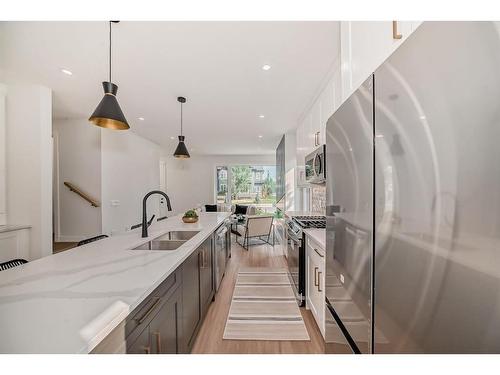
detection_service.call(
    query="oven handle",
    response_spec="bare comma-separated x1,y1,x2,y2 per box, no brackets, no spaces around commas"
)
287,230,301,244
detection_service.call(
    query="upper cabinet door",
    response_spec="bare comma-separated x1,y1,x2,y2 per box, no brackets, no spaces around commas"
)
341,21,417,99
311,101,322,148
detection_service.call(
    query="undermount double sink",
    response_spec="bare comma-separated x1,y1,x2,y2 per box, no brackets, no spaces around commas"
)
132,230,200,251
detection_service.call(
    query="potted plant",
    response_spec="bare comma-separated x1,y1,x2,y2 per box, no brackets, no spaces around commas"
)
182,209,199,223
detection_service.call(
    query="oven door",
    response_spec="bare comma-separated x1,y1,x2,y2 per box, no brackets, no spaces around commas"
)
286,228,302,304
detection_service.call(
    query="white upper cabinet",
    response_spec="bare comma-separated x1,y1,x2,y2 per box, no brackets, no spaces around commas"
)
294,21,422,191
341,21,421,99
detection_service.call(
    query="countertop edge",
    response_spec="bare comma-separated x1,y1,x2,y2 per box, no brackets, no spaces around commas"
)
303,228,326,251
83,213,230,353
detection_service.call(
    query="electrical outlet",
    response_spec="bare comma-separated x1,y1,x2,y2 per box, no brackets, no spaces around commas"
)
340,273,345,284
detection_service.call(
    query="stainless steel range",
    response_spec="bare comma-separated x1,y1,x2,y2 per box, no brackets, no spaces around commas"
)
286,215,326,306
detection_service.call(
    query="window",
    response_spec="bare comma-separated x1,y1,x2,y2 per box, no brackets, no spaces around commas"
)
215,165,276,213
216,166,229,204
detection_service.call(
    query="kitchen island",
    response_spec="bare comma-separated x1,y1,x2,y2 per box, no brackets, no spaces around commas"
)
0,212,230,354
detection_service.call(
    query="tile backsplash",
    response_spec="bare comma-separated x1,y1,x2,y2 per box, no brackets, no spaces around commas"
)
311,185,326,213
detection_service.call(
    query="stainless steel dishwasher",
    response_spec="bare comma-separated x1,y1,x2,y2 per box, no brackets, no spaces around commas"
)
214,223,228,291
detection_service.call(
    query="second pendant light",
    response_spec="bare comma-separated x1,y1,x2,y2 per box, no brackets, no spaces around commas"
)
173,96,190,159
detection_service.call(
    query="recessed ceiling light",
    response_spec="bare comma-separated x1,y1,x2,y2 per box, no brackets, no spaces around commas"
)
61,68,73,76
262,64,271,71
170,136,175,140
138,117,144,121
258,115,265,118
258,135,263,138
375,134,384,138
419,115,427,120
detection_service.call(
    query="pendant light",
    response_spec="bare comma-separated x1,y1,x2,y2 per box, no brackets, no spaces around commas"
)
89,21,129,130
173,96,190,158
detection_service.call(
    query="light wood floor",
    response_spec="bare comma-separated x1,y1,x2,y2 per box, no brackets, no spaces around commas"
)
53,242,77,254
192,238,325,354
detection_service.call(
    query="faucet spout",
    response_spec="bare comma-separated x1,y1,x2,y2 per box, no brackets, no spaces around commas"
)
142,190,172,238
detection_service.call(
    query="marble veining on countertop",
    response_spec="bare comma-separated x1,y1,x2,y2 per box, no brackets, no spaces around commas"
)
0,212,229,354
303,228,326,250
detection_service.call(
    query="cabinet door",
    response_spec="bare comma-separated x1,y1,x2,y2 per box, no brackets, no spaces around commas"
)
181,249,201,353
150,286,182,354
295,123,307,187
127,326,151,354
311,101,321,148
341,21,415,99
306,243,322,328
319,78,335,145
199,237,214,316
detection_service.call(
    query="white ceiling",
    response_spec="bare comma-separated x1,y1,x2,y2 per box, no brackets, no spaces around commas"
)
0,21,340,155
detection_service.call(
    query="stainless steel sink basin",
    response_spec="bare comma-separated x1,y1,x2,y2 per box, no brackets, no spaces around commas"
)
131,231,200,251
156,230,200,241
132,240,186,251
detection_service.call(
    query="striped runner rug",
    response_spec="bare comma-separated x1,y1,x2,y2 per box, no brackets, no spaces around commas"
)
223,267,310,341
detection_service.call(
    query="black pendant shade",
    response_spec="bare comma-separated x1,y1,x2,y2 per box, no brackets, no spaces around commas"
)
173,96,190,158
89,21,129,130
173,135,190,158
89,82,129,130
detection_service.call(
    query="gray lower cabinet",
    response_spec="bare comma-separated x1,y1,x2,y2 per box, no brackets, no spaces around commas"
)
127,326,151,354
199,237,215,316
181,236,214,353
126,286,183,354
149,286,182,354
181,248,201,353
95,235,217,354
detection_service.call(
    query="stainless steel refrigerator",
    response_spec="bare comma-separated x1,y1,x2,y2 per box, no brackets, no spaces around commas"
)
325,21,500,353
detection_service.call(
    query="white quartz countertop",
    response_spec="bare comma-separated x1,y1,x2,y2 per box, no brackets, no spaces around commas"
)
0,212,230,353
303,228,326,250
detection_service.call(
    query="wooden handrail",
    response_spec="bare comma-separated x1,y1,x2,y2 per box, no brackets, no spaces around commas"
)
63,182,100,207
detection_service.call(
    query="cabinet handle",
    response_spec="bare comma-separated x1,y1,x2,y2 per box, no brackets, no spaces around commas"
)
152,331,161,354
314,248,324,258
198,251,203,269
135,297,161,325
203,249,206,268
392,21,403,40
317,271,323,292
314,267,319,287
144,346,151,354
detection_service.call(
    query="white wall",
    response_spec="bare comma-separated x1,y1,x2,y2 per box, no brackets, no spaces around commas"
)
165,154,275,215
0,84,6,225
101,130,161,235
5,84,52,260
53,119,102,242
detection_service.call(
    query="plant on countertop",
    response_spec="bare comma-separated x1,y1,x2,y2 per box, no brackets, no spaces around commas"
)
183,209,198,218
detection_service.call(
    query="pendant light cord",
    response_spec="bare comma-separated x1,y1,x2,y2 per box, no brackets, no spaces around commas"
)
109,21,112,82
180,102,183,136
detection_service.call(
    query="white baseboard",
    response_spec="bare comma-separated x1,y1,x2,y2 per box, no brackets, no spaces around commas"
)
55,235,87,243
